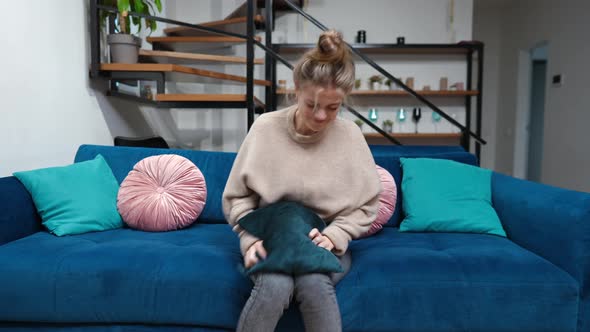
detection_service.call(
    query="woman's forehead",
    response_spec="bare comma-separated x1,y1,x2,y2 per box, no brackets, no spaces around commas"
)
301,85,344,103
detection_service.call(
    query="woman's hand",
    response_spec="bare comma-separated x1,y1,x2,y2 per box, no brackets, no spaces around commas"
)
309,228,335,251
244,240,267,269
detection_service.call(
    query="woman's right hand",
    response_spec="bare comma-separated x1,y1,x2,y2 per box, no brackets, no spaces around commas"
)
244,240,267,269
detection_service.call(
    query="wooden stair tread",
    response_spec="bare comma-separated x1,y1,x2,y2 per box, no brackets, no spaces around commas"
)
139,49,263,64
164,15,264,37
146,36,261,44
100,63,270,86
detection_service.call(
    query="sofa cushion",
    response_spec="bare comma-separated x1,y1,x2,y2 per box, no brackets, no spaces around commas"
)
399,157,506,236
339,228,579,332
117,154,207,232
0,224,250,329
13,155,123,236
372,150,478,227
360,165,396,238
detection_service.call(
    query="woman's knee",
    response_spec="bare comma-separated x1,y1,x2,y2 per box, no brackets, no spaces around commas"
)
253,273,295,306
294,273,335,301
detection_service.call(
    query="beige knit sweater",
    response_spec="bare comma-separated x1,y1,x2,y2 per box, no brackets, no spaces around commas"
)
222,105,382,256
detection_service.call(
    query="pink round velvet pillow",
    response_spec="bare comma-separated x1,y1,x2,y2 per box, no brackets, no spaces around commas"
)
361,165,397,237
117,154,207,232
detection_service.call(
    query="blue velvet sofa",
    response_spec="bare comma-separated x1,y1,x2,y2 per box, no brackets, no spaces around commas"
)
0,144,588,332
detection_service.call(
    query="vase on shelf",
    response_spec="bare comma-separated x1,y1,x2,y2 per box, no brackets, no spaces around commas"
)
382,120,394,133
412,107,422,133
368,108,379,122
432,111,442,133
397,108,406,132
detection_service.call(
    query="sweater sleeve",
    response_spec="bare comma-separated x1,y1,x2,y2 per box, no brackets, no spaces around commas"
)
222,124,262,256
322,124,382,256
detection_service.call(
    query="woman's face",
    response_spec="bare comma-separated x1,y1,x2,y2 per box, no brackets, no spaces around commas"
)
295,84,344,135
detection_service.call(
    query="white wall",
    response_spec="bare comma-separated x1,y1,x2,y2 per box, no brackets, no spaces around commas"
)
474,0,590,192
471,0,501,170
0,1,156,177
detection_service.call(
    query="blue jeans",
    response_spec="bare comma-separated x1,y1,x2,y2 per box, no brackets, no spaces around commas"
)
237,251,352,332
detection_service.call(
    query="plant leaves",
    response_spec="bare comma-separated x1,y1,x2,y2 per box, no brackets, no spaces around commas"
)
117,0,130,13
133,0,145,14
154,0,162,12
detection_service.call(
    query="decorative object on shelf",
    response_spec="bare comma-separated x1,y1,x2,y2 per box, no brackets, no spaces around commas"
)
397,108,407,132
412,107,422,133
356,30,367,44
405,77,414,89
423,85,431,91
278,79,287,90
432,111,442,133
368,75,383,90
354,79,362,90
101,0,163,64
382,119,394,133
369,108,379,122
141,85,153,100
450,82,465,90
396,36,405,44
384,78,396,91
439,77,449,90
354,119,364,129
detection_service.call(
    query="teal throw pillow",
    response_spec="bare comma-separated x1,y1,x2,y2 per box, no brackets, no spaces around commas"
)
238,201,343,275
13,155,123,236
399,158,506,237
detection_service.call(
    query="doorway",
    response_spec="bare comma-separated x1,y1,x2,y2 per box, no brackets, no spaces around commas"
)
513,43,548,181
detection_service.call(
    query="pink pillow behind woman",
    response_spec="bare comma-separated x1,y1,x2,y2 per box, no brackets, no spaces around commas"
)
117,154,207,232
361,165,397,238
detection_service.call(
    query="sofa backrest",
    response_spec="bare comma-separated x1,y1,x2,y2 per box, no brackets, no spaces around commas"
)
75,145,234,224
75,144,477,226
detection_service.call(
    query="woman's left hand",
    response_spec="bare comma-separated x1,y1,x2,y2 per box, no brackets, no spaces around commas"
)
309,228,335,251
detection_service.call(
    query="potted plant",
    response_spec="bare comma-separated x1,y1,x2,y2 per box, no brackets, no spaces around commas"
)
354,79,362,90
101,0,162,63
382,119,394,133
368,75,383,90
354,119,364,129
384,78,396,91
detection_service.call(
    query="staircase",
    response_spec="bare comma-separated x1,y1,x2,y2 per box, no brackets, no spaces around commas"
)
90,0,303,130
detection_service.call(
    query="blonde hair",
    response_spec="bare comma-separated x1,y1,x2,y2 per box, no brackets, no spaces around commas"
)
293,30,355,94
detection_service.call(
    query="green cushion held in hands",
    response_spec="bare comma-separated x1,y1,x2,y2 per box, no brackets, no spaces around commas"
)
238,201,343,276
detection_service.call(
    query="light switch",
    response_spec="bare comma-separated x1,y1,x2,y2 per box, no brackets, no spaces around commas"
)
552,74,563,87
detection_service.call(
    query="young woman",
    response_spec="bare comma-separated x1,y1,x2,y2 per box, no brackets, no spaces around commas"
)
222,29,381,332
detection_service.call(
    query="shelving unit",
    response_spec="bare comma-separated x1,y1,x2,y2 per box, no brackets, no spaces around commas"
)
269,42,484,158
277,89,479,97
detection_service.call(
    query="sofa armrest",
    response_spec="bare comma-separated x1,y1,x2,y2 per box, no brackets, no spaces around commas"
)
0,176,41,246
492,172,590,331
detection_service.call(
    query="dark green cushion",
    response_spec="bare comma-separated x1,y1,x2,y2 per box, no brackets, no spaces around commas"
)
238,201,343,275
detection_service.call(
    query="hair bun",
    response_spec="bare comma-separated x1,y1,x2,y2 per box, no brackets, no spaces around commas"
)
313,29,348,63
